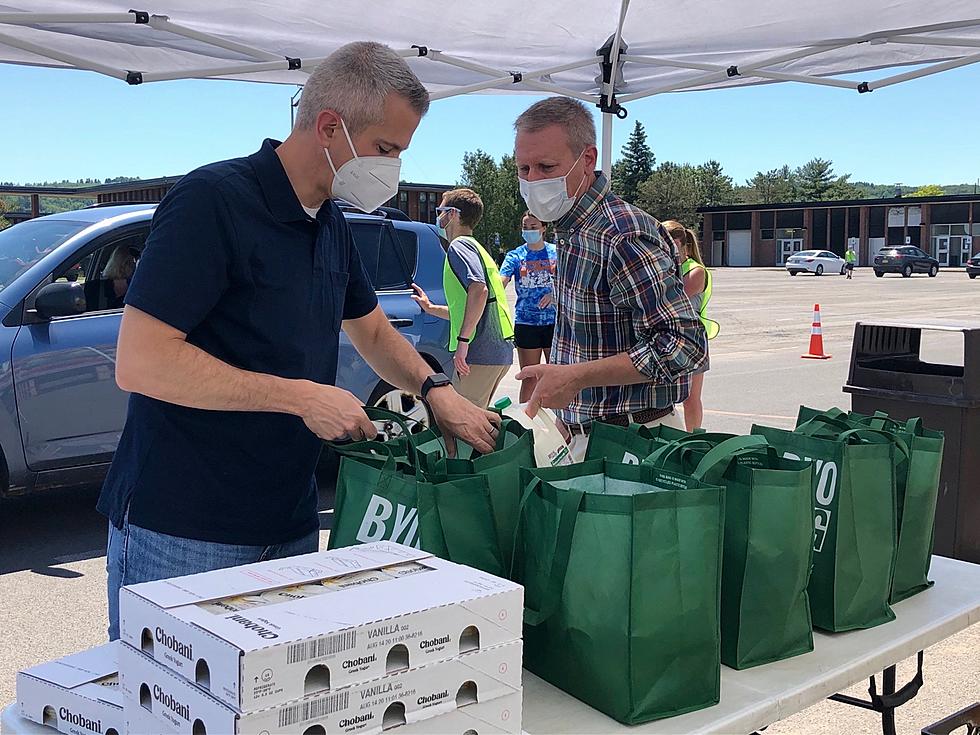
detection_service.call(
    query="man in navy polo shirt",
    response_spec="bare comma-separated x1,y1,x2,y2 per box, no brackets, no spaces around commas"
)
99,42,501,640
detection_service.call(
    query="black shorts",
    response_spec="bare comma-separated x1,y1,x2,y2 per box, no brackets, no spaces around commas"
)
514,323,555,350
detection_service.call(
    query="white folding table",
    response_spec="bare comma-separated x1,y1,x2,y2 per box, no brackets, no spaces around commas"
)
3,557,979,735
522,556,980,735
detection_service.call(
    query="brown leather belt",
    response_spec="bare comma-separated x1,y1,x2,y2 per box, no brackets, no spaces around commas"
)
564,405,675,436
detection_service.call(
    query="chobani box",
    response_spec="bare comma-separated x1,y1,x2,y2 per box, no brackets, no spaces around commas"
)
397,690,522,734
120,639,522,735
17,643,124,735
118,542,522,712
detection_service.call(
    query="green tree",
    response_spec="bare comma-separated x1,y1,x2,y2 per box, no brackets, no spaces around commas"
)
827,173,865,201
696,160,736,207
795,158,836,201
611,121,655,203
458,150,524,260
911,184,946,198
744,167,796,204
0,198,9,231
637,162,701,226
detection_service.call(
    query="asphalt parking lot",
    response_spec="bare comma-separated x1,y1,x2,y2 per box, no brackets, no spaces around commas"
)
1,266,977,733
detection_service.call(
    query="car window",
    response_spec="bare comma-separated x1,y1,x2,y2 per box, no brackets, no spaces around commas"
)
882,249,900,255
376,227,418,290
0,219,88,293
53,231,147,314
915,248,929,257
821,252,835,258
797,251,818,257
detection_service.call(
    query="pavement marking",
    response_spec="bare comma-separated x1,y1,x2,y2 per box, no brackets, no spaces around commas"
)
704,408,796,421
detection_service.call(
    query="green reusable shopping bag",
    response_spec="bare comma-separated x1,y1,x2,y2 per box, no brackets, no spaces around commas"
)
797,406,944,603
327,408,506,576
413,420,534,572
752,417,898,632
514,459,724,724
645,434,814,669
583,421,690,464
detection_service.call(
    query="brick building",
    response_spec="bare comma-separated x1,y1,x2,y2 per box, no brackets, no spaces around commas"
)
699,194,980,268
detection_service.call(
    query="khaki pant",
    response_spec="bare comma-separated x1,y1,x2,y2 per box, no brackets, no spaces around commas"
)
454,364,511,409
566,408,685,462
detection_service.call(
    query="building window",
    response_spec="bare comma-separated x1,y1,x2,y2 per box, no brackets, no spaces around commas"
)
812,210,828,249
847,208,861,238
932,203,971,224
761,229,775,240
726,211,751,230
830,208,846,254
776,209,804,229
869,207,886,238
398,191,408,214
760,211,775,229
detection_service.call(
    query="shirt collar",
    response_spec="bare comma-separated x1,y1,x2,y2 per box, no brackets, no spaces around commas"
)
558,171,610,231
249,138,311,223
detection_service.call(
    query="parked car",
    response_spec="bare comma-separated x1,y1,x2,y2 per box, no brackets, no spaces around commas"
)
873,247,940,278
966,253,980,279
0,204,451,498
785,250,847,276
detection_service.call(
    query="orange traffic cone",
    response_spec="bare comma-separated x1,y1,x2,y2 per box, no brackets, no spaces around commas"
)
801,303,832,360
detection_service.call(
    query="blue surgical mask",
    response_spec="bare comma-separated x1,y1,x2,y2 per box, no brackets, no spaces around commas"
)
437,223,448,240
522,229,543,245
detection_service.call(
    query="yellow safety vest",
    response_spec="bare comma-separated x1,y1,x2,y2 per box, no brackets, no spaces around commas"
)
443,236,515,352
680,258,719,340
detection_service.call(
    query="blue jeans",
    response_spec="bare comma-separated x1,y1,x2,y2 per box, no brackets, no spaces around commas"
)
106,517,319,640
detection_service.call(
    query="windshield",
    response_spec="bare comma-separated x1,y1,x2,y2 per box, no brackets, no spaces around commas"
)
0,219,88,292
794,251,818,257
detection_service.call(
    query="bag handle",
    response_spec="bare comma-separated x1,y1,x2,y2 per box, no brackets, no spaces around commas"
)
795,414,855,436
690,435,772,482
642,432,733,468
362,406,424,465
520,483,585,627
838,427,911,460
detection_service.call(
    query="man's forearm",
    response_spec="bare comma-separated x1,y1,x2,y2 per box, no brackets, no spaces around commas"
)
459,284,489,340
568,352,649,389
426,304,451,320
116,311,309,416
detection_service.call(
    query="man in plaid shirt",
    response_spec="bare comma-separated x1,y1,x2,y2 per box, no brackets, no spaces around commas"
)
513,97,707,459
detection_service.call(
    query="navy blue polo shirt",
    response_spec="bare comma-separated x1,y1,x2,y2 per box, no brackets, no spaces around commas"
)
97,139,378,545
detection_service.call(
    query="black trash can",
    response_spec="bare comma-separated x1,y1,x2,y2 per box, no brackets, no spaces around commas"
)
844,320,980,563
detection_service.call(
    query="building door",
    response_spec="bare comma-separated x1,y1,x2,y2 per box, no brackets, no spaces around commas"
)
711,240,723,266
778,238,804,264
934,236,950,267
963,236,975,265
727,230,752,266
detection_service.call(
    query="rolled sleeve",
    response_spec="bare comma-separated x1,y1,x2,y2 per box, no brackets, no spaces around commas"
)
607,232,707,381
125,176,233,334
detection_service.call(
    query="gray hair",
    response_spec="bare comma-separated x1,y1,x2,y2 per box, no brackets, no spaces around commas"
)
102,244,135,280
295,42,430,132
514,97,597,156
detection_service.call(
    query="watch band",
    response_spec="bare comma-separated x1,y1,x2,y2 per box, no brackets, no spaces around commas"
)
457,335,471,343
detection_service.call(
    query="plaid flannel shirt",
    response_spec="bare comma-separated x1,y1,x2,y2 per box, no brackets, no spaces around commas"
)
550,173,707,426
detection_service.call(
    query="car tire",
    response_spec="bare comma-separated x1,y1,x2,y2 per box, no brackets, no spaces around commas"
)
970,272,978,279
902,265,913,278
840,265,847,275
815,264,824,276
875,270,884,278
789,270,798,276
929,265,939,277
367,380,433,440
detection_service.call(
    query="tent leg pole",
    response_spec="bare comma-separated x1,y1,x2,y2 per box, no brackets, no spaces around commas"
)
601,111,613,179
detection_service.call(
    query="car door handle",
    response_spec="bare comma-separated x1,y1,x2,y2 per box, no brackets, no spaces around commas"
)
388,318,414,328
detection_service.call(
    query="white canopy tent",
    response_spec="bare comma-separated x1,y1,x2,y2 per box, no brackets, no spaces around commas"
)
2,1,980,174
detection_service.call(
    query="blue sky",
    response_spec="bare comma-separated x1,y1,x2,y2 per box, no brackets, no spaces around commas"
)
3,61,980,188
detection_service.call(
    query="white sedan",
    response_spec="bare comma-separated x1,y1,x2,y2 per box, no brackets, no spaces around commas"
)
785,250,848,276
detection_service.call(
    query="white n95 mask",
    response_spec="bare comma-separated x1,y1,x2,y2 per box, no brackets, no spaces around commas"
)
518,150,587,222
325,118,401,213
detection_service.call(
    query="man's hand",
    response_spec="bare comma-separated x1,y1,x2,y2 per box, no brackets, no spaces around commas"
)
516,364,583,418
453,341,471,377
298,382,378,442
426,387,501,458
410,283,433,313
538,293,554,309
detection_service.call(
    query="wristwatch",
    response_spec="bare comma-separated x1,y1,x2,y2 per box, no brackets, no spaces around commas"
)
420,373,452,401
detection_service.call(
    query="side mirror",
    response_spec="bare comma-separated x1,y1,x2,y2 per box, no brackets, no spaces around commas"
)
35,282,86,319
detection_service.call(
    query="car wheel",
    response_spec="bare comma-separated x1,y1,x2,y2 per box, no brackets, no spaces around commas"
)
875,270,884,278
970,273,978,279
929,265,939,277
902,265,913,278
815,264,824,276
368,380,432,440
840,265,847,275
789,270,798,276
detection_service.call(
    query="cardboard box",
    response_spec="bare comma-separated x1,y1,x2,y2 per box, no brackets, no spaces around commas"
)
396,690,522,734
17,643,125,735
119,542,522,712
120,639,522,735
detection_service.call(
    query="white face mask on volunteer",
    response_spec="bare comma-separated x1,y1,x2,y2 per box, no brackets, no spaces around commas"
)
518,149,588,223
325,117,401,213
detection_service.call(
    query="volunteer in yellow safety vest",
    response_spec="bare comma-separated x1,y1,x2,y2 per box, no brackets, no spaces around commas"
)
662,221,718,431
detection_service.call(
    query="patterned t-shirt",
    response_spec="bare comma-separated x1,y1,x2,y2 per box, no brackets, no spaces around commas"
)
500,242,558,326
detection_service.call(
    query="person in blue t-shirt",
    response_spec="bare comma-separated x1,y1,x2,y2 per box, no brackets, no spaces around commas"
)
500,212,558,402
